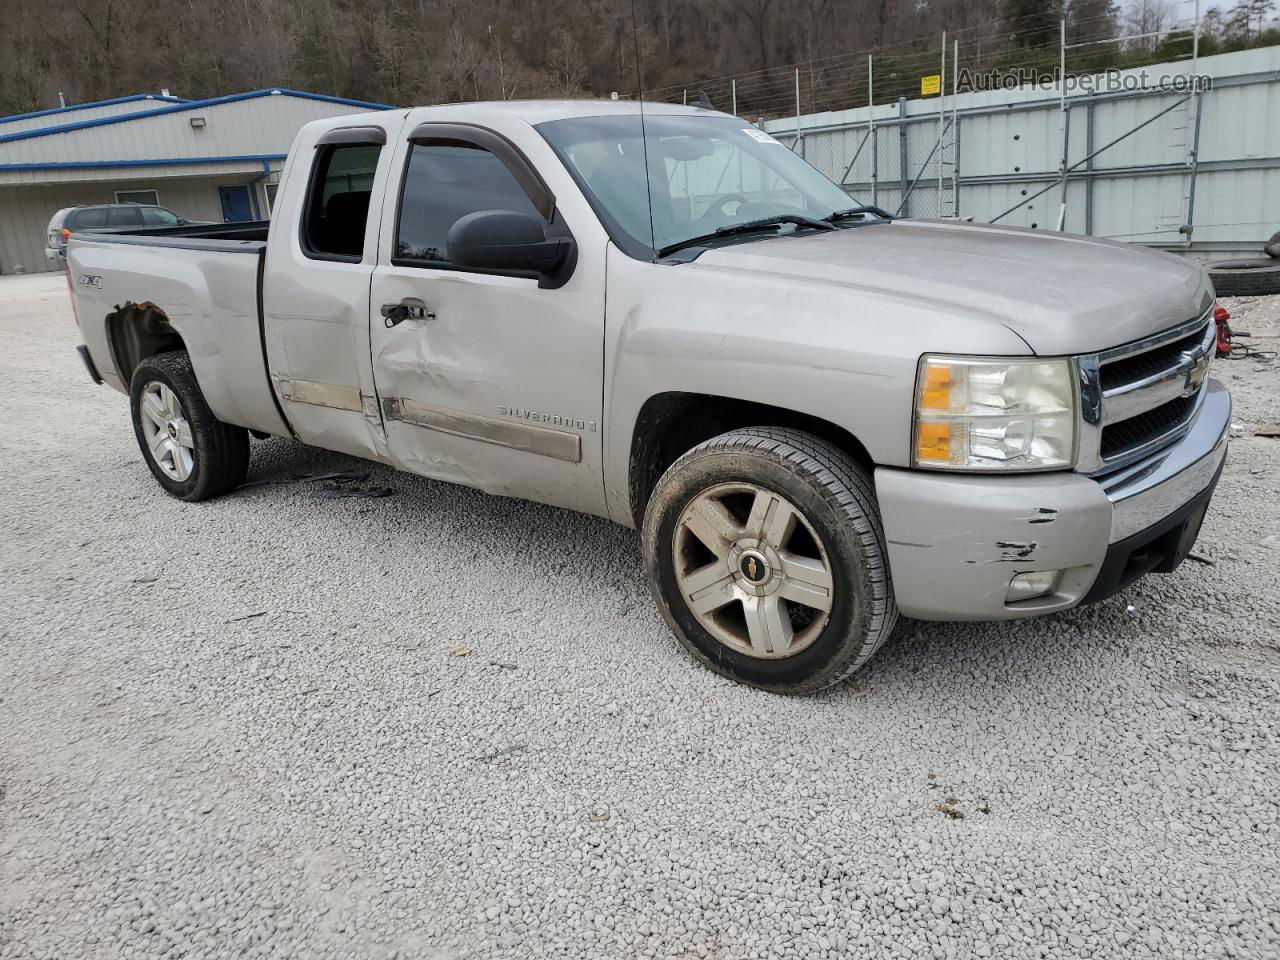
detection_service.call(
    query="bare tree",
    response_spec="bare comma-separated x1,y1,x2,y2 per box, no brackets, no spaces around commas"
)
1124,0,1172,50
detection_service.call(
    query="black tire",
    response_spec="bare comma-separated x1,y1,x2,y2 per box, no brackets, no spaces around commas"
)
129,351,249,501
642,427,897,694
1207,258,1280,297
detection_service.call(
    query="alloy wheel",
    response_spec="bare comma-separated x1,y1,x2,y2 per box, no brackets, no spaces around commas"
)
672,482,835,659
138,381,195,482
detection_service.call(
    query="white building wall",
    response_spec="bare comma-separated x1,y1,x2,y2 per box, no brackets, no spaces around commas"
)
0,95,185,134
0,93,397,166
0,90,384,274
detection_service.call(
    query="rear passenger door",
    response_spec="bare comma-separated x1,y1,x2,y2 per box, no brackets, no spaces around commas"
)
262,120,402,461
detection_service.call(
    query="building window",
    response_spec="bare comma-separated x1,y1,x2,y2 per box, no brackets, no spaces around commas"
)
302,142,381,261
115,189,159,205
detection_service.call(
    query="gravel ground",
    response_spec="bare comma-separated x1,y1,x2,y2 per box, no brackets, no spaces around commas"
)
2,272,1279,960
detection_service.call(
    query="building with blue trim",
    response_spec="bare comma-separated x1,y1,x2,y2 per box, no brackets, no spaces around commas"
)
0,88,392,274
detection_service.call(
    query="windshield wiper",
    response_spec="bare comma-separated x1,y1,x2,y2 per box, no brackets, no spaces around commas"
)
658,214,834,259
823,204,896,224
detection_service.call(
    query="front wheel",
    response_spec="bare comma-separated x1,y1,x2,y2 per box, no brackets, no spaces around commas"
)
129,351,249,501
642,427,897,694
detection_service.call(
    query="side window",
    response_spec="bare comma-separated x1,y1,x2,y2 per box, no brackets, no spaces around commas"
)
141,207,181,226
74,209,108,229
302,142,381,261
395,141,542,265
108,206,143,227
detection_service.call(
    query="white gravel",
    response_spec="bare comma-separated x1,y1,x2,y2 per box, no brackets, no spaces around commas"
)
2,272,1279,960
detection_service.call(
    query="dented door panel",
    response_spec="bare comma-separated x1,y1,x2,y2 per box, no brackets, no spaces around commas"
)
369,265,607,514
368,113,610,517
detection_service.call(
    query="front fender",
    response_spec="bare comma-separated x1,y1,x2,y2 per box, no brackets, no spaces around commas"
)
601,244,1032,525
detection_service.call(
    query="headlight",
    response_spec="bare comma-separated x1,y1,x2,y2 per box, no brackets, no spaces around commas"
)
913,356,1076,471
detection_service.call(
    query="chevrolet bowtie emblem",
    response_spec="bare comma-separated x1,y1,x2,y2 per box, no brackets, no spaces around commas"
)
1184,351,1209,395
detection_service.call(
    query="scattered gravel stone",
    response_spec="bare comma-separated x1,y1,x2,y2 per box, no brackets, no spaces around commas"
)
1,277,1278,959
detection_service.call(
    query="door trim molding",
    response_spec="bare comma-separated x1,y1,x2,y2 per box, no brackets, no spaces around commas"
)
274,377,364,413
383,397,582,463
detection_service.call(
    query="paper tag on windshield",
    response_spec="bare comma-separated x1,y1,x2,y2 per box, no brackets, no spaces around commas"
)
742,127,782,145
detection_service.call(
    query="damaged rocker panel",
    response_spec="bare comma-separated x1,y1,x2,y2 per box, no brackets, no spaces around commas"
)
275,378,365,413
383,397,582,463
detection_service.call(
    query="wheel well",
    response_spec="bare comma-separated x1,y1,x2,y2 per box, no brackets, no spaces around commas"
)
105,302,185,385
628,392,875,527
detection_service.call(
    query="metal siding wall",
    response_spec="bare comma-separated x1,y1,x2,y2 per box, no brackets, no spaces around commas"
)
1191,167,1280,242
1197,82,1280,163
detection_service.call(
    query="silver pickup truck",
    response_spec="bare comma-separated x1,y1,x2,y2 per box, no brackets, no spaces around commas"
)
65,100,1230,692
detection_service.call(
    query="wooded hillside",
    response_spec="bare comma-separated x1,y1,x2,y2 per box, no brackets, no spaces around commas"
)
1,0,1276,118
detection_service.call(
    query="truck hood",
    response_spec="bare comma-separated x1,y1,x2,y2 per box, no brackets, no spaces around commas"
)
693,219,1213,356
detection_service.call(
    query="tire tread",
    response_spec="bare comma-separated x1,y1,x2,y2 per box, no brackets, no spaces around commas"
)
130,351,249,501
648,426,898,692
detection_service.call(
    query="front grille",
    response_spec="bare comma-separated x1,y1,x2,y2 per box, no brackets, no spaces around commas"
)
1100,394,1197,459
1099,322,1209,391
1077,310,1215,473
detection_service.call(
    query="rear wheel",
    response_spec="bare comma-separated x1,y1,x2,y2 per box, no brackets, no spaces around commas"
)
642,427,897,693
129,351,249,501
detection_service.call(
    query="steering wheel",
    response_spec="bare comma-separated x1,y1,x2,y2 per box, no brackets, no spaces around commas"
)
700,193,751,220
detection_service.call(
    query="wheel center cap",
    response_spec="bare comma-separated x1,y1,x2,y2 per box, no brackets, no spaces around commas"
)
739,550,771,584
166,421,178,439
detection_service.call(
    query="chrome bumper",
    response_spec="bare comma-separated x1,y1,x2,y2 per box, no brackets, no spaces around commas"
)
875,378,1230,622
1099,379,1230,541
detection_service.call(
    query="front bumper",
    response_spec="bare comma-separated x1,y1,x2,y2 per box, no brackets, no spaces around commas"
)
875,379,1231,621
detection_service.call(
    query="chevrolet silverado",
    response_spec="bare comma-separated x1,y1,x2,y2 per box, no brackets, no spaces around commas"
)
64,100,1230,692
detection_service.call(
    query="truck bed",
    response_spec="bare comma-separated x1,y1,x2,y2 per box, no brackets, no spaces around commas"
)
70,220,271,255
66,227,290,439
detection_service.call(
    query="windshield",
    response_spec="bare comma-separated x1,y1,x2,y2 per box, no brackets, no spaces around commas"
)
537,114,854,259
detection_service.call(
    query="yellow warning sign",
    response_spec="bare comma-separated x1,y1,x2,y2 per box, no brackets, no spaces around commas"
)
920,74,941,96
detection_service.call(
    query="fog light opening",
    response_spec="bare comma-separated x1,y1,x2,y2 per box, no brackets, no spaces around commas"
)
1006,570,1063,603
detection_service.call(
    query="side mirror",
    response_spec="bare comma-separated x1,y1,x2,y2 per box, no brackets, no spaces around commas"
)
446,210,573,282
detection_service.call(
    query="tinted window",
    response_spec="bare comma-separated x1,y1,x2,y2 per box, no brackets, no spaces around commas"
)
395,142,541,265
141,207,181,226
108,206,143,227
303,143,381,259
73,209,108,229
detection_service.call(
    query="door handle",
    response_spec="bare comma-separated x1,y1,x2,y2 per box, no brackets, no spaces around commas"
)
381,298,434,327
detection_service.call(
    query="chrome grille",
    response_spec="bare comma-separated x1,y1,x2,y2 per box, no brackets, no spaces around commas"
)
1076,308,1215,474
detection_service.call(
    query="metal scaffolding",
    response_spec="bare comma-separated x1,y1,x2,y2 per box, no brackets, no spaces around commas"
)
756,24,1276,254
